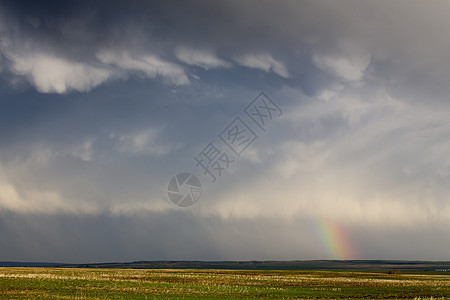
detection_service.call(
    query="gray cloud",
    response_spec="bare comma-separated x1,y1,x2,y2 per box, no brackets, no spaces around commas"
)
2,0,449,97
0,0,450,262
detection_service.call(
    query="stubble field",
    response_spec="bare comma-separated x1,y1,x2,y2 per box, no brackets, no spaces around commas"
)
1,267,449,299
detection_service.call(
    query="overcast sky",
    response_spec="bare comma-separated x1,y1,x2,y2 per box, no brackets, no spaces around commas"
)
1,0,450,263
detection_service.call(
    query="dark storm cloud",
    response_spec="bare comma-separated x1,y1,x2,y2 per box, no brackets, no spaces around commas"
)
0,0,321,93
0,211,227,262
1,0,450,262
1,0,449,100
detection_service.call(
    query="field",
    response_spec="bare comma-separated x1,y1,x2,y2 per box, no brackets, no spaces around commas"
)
1,267,450,299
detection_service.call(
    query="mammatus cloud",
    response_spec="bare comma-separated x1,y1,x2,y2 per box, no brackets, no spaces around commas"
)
233,53,289,78
5,49,190,93
2,0,449,96
175,46,230,70
10,53,114,93
312,51,371,82
97,50,189,86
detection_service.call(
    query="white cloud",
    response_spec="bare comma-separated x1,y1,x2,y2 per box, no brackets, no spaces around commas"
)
241,148,262,165
234,53,289,78
0,173,170,215
10,53,114,93
316,84,344,101
201,89,450,230
312,51,371,82
0,163,95,214
0,174,22,211
70,139,94,162
0,154,172,215
113,128,175,156
175,46,230,70
205,139,450,228
0,21,190,93
97,50,189,85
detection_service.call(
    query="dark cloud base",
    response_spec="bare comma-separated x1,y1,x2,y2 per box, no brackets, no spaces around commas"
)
1,211,449,263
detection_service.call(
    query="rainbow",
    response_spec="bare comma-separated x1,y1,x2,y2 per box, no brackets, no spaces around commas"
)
315,219,356,260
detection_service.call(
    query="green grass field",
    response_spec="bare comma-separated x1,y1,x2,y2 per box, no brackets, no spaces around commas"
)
1,267,449,299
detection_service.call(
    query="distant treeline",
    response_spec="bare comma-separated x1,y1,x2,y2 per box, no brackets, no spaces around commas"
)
2,260,450,271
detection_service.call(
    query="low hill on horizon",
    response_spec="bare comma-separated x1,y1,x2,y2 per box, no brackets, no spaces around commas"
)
2,260,450,272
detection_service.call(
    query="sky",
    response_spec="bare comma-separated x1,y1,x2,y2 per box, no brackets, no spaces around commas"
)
0,0,450,263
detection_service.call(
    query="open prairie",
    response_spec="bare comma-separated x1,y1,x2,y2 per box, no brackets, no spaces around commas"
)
1,267,450,299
